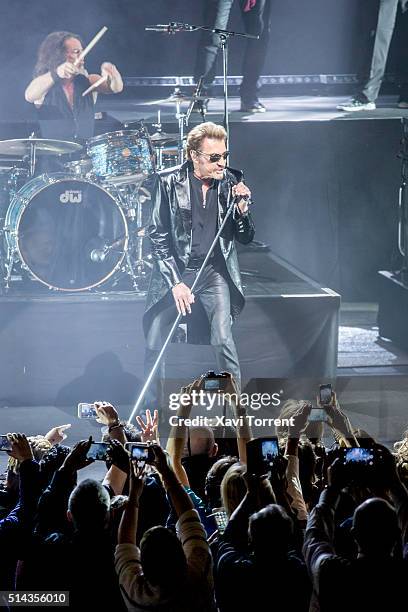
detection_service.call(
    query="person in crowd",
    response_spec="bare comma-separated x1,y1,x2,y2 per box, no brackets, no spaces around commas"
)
16,437,128,610
96,401,170,540
205,455,239,511
283,401,312,525
166,373,252,501
115,444,215,611
220,462,247,517
277,390,360,511
214,473,311,612
394,427,408,485
303,446,408,612
0,434,42,599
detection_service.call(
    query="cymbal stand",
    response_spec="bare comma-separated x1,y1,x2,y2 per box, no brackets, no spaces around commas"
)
173,89,186,164
110,182,152,291
132,185,152,284
152,110,164,170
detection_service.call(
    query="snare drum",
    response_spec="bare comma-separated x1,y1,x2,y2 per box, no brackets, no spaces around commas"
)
87,128,155,186
4,173,128,291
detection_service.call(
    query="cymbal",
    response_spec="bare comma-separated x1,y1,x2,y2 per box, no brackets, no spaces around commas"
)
0,138,83,157
143,93,210,106
149,131,179,144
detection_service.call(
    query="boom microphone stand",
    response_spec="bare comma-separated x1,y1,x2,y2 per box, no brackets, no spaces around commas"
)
145,22,259,143
128,188,242,423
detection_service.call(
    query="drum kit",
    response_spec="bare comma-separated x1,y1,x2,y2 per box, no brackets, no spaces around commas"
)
0,91,203,294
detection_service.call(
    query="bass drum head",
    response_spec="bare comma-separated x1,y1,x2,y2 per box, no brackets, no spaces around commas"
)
11,175,128,291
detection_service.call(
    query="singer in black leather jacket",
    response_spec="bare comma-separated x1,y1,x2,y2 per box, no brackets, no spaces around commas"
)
142,122,255,402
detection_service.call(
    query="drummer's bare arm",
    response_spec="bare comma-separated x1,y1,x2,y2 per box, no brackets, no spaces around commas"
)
25,62,82,105
88,62,123,94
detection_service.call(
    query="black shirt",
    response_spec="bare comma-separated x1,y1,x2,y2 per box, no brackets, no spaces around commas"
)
189,171,218,261
37,74,95,141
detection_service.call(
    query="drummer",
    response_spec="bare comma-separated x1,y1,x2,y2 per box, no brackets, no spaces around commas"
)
25,31,123,144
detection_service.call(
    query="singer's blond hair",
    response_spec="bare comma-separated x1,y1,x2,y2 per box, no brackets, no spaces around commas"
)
186,122,227,160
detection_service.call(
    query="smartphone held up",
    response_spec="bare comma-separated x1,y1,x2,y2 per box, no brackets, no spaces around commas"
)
77,403,97,419
125,442,154,464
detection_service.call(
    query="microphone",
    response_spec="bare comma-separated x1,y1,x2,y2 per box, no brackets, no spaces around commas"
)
90,234,127,262
90,247,109,263
145,22,196,33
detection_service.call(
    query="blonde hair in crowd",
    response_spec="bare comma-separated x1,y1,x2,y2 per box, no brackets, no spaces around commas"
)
220,462,247,517
7,435,52,474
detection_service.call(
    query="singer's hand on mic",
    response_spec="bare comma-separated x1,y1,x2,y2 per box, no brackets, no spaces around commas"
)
172,282,194,316
232,182,251,214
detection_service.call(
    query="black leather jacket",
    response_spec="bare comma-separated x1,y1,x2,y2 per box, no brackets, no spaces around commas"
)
143,161,255,336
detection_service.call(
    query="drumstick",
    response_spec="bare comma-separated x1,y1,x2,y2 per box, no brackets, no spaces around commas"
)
74,26,108,65
82,74,108,97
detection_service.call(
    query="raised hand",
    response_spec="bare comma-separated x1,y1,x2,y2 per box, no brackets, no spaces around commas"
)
289,401,312,437
150,444,171,476
325,392,353,437
7,433,34,463
222,372,240,397
136,409,159,443
129,459,146,502
327,457,349,491
107,439,130,475
45,424,71,446
62,437,94,473
94,401,120,426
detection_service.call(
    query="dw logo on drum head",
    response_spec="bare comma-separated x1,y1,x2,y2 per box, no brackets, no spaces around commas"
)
59,190,83,204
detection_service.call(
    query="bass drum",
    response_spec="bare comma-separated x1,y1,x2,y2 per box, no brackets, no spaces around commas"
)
4,173,128,291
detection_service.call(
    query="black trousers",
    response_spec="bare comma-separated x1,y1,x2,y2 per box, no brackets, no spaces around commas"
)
194,0,272,104
144,260,241,410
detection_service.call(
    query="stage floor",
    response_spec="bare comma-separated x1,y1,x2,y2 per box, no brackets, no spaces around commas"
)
338,302,408,369
99,94,408,125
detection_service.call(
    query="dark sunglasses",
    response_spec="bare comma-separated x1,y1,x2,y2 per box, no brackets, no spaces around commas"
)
196,150,229,163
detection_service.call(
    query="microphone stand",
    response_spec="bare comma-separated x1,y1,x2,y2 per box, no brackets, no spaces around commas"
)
145,22,258,144
128,188,240,423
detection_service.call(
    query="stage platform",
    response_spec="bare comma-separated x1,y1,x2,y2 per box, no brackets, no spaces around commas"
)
0,247,339,409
